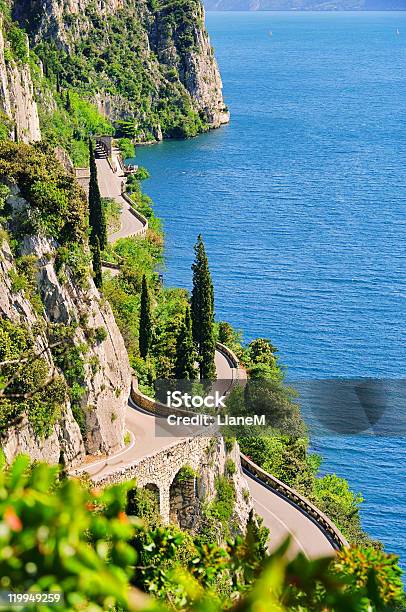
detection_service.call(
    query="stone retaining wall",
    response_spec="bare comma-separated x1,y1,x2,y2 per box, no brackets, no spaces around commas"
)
121,192,148,237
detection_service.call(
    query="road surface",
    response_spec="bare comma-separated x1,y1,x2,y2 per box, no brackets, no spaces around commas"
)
95,156,145,241
77,153,337,560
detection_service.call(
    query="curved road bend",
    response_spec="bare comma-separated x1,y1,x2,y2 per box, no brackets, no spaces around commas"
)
79,156,336,560
95,154,145,242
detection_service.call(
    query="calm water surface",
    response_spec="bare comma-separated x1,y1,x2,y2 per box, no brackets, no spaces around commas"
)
136,12,406,567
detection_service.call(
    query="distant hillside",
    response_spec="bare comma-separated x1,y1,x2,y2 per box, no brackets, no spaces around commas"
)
204,0,406,10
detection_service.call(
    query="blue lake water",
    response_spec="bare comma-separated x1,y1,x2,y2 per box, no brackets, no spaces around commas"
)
136,12,406,567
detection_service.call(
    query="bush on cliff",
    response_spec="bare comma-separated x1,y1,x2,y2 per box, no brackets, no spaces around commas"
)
0,142,88,246
0,320,67,437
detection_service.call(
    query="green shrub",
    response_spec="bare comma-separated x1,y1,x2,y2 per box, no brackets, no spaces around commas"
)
8,256,44,314
134,166,150,181
39,94,112,168
0,142,88,247
118,138,135,160
0,112,13,142
0,319,67,437
7,24,28,63
0,456,136,610
207,476,236,524
49,324,88,434
224,436,235,453
224,458,236,477
334,546,404,607
8,268,27,293
94,326,108,344
177,465,197,482
126,486,161,529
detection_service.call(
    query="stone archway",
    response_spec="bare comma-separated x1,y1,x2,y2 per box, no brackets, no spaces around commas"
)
169,467,199,529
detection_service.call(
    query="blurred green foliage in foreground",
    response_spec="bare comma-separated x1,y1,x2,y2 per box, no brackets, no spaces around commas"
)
0,455,404,611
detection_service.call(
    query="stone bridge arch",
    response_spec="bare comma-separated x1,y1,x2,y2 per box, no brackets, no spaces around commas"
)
95,436,218,525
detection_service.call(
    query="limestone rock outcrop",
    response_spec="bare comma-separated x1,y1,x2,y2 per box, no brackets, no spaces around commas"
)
12,0,229,135
150,2,229,130
0,17,40,142
0,239,85,466
0,220,131,465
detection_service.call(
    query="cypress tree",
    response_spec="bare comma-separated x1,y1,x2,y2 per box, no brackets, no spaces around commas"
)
191,234,216,380
88,138,107,250
65,90,72,113
92,236,103,289
139,274,153,359
174,307,198,380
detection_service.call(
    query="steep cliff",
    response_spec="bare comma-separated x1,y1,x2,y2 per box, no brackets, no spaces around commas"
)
12,0,229,139
0,15,40,142
0,142,131,466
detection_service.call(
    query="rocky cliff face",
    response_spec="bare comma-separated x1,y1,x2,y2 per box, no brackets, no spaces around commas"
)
0,17,40,142
12,0,124,49
12,0,229,137
0,190,132,466
0,238,84,466
149,1,229,130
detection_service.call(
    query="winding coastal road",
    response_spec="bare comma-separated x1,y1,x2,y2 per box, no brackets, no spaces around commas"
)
79,151,339,560
95,152,145,241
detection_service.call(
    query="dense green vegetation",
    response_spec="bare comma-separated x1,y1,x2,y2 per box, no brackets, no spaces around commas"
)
174,307,197,380
38,90,113,167
0,142,88,246
0,1,28,64
0,455,403,611
0,141,109,435
104,235,190,394
118,138,136,161
101,169,194,394
23,0,209,141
